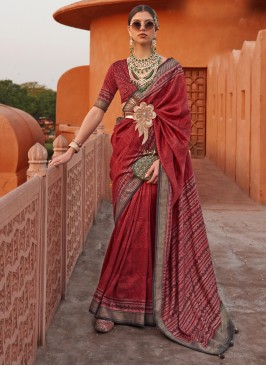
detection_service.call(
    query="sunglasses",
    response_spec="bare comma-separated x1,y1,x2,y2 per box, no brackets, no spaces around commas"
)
130,20,155,31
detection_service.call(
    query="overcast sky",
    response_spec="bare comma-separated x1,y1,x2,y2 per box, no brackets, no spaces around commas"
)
0,0,90,91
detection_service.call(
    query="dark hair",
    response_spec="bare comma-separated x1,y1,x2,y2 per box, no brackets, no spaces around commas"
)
128,5,159,30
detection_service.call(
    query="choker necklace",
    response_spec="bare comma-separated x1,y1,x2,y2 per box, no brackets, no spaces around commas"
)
127,52,161,92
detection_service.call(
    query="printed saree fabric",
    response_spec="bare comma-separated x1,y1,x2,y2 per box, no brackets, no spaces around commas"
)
89,58,235,355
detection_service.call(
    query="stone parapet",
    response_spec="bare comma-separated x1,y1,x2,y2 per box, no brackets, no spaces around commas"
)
0,133,112,364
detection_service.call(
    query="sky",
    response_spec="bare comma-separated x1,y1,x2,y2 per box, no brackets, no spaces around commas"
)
0,0,90,91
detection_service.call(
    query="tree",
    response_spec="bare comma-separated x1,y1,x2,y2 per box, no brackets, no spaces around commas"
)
0,80,56,120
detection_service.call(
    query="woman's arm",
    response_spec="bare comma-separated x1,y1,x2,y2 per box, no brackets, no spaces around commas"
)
49,106,104,166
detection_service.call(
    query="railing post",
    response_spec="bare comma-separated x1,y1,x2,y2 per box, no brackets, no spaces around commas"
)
89,128,98,140
27,142,48,180
52,135,68,159
97,122,105,134
26,142,48,347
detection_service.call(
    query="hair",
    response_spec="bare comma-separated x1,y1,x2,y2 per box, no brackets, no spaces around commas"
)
128,5,160,30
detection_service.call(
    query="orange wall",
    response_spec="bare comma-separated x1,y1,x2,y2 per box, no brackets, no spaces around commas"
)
225,50,239,180
55,0,266,202
56,65,90,140
206,58,219,164
207,30,266,204
56,0,266,133
251,30,266,203
236,41,255,194
87,0,266,133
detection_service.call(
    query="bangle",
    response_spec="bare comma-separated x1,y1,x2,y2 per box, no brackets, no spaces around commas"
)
73,139,82,148
68,141,80,153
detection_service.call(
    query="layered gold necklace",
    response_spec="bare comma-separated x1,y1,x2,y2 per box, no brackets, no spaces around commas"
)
127,52,161,92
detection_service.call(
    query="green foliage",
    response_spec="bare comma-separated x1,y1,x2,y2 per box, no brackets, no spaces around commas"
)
45,142,54,160
0,79,56,120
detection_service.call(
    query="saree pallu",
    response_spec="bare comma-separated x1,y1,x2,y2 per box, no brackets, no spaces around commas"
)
89,58,235,356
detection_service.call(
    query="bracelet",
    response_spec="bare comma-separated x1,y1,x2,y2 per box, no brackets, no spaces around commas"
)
73,139,82,148
68,141,80,153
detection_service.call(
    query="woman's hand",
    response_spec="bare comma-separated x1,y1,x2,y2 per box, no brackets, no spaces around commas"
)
49,148,75,167
145,159,160,184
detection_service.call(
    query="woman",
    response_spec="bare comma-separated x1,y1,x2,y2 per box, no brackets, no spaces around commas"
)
50,5,237,357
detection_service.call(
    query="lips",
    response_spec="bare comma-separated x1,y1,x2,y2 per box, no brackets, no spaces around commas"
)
139,33,147,37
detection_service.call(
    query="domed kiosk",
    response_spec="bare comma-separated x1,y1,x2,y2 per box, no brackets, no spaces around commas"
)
0,104,45,196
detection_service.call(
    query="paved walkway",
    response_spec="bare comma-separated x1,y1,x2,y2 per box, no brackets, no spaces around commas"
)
35,159,266,365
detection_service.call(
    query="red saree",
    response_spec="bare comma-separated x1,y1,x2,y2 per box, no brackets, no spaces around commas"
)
89,58,235,356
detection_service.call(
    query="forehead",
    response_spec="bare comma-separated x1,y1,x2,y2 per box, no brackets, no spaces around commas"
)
131,11,153,21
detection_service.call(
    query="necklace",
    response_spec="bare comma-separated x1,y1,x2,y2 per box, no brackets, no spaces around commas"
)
127,52,161,92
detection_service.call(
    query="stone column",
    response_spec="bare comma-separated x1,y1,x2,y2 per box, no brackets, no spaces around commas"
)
27,143,48,180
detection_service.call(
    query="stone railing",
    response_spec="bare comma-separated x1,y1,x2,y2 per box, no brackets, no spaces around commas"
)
0,132,112,364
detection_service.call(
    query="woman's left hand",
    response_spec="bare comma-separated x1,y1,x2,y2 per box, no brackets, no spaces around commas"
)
145,159,160,184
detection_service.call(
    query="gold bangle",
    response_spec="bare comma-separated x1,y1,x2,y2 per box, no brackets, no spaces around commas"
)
68,141,80,153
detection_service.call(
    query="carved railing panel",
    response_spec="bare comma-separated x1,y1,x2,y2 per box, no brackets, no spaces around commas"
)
65,154,83,283
96,135,104,208
83,140,95,239
0,134,109,364
45,169,63,330
0,178,41,364
104,135,113,202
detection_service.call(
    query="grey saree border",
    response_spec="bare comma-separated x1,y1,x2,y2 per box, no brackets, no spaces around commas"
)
89,301,155,327
114,177,143,223
140,58,180,102
153,165,236,356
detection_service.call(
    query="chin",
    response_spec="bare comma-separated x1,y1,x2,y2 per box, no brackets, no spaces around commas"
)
136,39,151,46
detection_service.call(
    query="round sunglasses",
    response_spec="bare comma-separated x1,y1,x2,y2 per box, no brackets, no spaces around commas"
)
130,20,155,31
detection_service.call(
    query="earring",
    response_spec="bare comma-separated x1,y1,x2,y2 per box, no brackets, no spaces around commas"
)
129,36,134,56
152,38,157,53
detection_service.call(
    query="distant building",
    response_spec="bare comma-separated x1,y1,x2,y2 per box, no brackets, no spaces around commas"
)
38,117,55,141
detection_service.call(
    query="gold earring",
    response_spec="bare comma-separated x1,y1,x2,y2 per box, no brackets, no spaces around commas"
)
152,38,157,53
130,36,134,55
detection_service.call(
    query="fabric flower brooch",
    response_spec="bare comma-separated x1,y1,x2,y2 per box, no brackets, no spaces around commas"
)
133,102,156,144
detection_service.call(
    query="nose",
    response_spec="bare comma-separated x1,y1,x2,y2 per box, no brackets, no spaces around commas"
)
139,23,146,31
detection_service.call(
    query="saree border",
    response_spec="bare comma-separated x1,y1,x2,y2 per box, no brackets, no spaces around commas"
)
89,301,155,327
153,165,236,356
114,176,143,223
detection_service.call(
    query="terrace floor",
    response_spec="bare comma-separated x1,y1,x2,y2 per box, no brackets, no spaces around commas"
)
35,158,266,365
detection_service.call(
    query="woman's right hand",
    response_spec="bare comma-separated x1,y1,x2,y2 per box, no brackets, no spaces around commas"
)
49,148,75,167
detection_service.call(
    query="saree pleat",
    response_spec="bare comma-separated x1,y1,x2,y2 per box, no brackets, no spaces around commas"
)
89,181,157,326
89,57,235,356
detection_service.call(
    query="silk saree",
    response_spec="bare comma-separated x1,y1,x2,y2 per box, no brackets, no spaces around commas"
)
89,58,235,356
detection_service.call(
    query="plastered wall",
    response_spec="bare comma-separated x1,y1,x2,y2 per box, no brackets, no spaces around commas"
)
56,65,90,140
207,30,266,203
56,0,266,133
54,0,266,203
